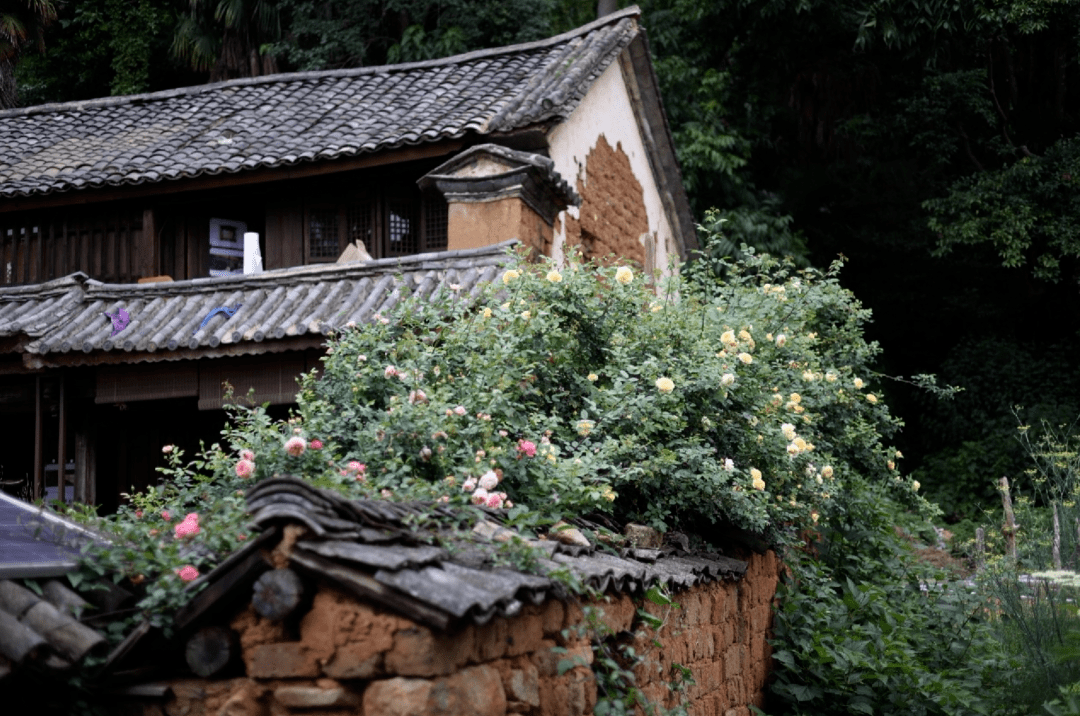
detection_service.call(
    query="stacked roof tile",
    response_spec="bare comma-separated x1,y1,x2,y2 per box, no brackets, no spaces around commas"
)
0,10,640,199
239,477,747,628
0,241,512,365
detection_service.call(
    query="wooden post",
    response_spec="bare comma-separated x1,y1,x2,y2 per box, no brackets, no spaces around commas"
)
56,376,66,505
1053,503,1062,570
999,477,1017,562
74,411,96,506
138,208,158,279
975,527,986,571
33,376,42,501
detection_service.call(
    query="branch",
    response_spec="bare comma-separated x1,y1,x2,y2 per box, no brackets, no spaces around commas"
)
955,121,985,171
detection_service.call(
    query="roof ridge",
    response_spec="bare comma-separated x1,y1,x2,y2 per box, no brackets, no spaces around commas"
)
0,6,640,121
82,240,518,295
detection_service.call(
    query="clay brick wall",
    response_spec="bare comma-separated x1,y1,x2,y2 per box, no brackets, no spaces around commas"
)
561,134,651,268
137,550,778,716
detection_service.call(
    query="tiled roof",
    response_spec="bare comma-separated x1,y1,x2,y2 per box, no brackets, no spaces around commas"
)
0,242,513,366
0,492,111,680
0,578,108,680
0,9,640,199
235,478,747,629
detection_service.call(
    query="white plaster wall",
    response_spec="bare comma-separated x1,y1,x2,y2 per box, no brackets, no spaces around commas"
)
546,57,677,273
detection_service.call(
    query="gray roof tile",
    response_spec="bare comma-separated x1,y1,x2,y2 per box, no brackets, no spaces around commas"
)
0,10,638,199
243,477,748,628
0,242,515,364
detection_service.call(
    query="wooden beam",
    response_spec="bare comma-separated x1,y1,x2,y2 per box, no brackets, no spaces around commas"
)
0,142,466,215
21,336,328,371
33,376,41,501
57,376,66,505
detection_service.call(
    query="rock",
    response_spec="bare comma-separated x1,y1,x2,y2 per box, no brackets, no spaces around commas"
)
549,522,590,547
362,665,506,716
472,520,517,542
623,523,662,549
274,685,357,709
508,665,540,706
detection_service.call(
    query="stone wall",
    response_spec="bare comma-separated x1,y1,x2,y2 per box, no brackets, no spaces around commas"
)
135,550,778,716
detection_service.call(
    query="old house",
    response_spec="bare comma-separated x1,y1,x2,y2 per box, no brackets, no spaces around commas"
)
0,6,695,511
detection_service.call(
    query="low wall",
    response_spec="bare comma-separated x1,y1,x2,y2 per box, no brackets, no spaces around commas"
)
136,550,779,716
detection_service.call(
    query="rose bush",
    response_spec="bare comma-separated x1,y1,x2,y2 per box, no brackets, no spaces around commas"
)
68,241,943,702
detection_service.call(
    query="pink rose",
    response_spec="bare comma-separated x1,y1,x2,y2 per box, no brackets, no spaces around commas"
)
471,488,489,505
462,478,478,492
517,440,537,458
310,439,323,450
240,449,255,462
134,510,143,519
237,534,247,542
175,515,200,539
161,511,171,521
235,459,255,478
380,489,393,498
384,365,398,378
485,493,505,509
453,405,467,416
175,565,199,582
284,436,306,457
408,390,427,404
347,461,366,474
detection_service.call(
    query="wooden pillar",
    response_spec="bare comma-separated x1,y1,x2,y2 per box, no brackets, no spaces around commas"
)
75,409,96,506
57,376,66,505
138,207,159,279
33,376,42,501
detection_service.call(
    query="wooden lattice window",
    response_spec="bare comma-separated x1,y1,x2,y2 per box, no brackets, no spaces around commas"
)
307,208,341,261
421,191,448,252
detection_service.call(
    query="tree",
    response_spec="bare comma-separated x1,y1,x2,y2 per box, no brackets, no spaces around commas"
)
173,0,281,81
0,0,56,107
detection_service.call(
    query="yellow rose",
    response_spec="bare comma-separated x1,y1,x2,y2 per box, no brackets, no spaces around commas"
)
751,468,766,491
615,266,634,284
546,270,562,283
587,373,598,382
721,373,735,387
802,370,815,381
825,371,837,382
721,330,736,345
655,376,675,393
821,465,833,478
520,311,531,321
738,352,753,365
482,307,493,319
502,269,520,285
866,393,878,404
853,377,865,389
789,393,802,404
912,480,920,492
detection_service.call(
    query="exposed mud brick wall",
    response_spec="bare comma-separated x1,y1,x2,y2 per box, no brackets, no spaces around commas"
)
447,198,553,257
633,550,780,716
561,134,650,267
141,550,779,716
